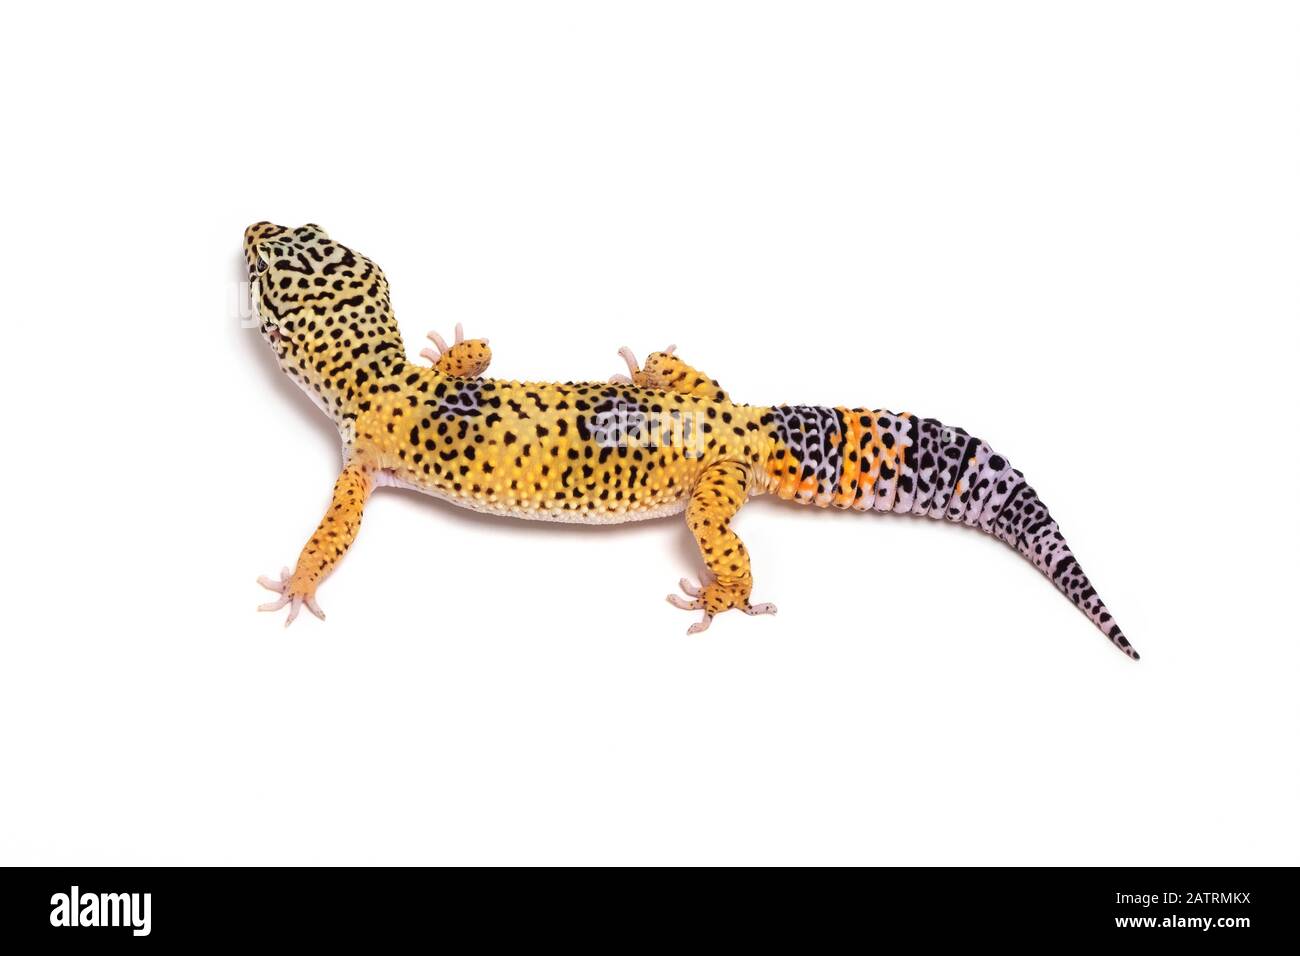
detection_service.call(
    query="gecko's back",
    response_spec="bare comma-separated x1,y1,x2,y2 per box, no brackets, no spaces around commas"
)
365,370,768,523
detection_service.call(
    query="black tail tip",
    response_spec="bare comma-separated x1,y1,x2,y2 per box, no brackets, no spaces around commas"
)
1110,627,1140,661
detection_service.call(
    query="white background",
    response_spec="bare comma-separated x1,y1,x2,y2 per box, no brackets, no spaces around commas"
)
1,1,1296,865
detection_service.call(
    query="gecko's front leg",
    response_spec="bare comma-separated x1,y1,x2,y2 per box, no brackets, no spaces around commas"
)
421,322,492,377
258,460,373,625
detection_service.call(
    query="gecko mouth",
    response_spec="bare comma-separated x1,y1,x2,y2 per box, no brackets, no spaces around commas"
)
261,320,285,346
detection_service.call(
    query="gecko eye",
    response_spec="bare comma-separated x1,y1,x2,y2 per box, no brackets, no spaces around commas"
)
255,257,268,274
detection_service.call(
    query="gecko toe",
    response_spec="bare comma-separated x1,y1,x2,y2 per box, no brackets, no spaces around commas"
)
678,577,702,597
617,346,640,379
425,330,450,357
686,613,713,635
257,567,291,593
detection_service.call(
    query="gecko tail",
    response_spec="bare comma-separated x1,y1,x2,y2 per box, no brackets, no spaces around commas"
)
986,481,1139,660
763,408,1139,660
905,415,1139,660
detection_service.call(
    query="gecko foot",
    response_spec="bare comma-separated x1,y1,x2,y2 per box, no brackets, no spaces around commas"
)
421,322,492,377
609,344,677,386
257,566,325,627
666,576,776,634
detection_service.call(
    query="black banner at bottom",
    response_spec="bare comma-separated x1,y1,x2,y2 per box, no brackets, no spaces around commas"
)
0,866,1293,945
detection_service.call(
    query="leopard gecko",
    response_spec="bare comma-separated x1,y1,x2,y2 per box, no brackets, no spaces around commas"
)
246,222,1137,659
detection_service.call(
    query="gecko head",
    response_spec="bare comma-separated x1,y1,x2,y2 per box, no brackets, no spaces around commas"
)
243,221,339,358
244,220,332,275
243,222,406,420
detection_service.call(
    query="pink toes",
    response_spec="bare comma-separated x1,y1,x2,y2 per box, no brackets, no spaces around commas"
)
257,567,324,626
614,344,676,383
423,323,489,367
686,615,713,635
666,577,712,634
666,576,776,633
617,346,641,380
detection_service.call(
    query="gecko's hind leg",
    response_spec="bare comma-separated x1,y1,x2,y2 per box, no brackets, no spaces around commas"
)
422,322,492,377
607,344,672,385
610,345,731,403
667,461,777,633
